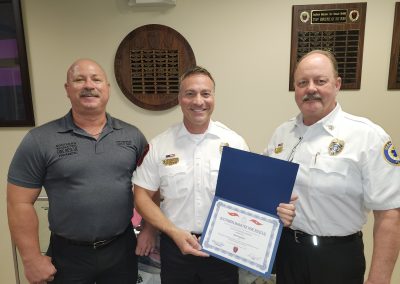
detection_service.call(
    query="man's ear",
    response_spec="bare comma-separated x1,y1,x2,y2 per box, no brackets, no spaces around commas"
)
335,77,342,91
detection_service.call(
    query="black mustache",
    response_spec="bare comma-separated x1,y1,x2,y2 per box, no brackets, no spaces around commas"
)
303,93,322,102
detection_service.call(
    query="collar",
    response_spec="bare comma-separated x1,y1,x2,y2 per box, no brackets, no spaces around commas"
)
294,103,342,137
176,120,219,140
56,110,122,134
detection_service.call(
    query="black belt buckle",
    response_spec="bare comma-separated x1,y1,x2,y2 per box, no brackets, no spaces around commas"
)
93,239,108,249
293,230,304,243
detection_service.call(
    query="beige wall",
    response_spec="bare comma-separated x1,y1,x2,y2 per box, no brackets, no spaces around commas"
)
1,0,399,282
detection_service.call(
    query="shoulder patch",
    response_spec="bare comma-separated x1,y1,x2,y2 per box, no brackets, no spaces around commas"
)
383,141,400,166
137,144,149,167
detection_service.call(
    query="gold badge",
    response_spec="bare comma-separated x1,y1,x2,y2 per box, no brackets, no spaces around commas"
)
162,154,179,166
274,143,283,154
328,138,345,156
220,142,229,154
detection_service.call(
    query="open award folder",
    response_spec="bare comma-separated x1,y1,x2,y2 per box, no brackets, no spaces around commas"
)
200,147,299,277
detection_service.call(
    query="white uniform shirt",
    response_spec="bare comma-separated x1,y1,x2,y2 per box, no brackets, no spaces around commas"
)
264,104,400,236
133,121,249,233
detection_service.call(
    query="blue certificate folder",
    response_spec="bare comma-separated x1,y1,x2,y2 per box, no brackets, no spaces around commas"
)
215,147,299,214
201,146,299,277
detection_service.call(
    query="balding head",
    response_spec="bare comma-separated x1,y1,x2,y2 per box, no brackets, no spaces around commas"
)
66,59,108,84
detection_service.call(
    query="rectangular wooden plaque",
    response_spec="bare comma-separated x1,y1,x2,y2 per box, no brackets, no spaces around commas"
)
388,2,400,90
289,3,367,91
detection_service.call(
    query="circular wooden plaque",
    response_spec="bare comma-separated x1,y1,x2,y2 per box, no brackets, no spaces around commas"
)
114,24,196,111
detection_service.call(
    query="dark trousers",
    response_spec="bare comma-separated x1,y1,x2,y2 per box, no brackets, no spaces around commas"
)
48,227,138,284
159,234,238,284
275,229,366,284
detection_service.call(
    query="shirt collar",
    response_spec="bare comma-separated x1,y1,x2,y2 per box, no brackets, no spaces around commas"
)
176,120,219,139
56,110,122,134
294,103,342,136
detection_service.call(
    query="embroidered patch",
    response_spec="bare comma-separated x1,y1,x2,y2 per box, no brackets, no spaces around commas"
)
116,140,132,146
328,138,345,156
56,142,78,158
383,141,400,166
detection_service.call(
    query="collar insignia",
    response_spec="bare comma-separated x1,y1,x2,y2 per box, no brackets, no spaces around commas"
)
274,143,284,154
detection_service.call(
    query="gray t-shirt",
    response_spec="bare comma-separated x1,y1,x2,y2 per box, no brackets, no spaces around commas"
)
8,111,147,241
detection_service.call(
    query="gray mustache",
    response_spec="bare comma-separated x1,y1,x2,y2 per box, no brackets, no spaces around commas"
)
80,90,99,97
303,93,322,102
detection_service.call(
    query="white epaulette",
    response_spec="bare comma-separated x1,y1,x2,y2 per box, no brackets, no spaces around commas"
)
214,121,230,130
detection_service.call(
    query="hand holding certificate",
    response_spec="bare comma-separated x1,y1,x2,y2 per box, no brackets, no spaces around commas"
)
201,147,299,277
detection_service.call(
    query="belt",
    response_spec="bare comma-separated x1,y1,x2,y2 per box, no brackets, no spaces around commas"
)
53,224,132,249
283,228,362,245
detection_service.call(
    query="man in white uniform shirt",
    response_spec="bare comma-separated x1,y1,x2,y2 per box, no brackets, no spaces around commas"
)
134,66,296,283
264,50,400,284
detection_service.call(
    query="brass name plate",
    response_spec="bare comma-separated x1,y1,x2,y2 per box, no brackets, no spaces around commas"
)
311,9,347,24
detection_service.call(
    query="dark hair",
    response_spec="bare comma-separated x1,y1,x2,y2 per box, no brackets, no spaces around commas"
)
295,50,339,77
179,66,215,90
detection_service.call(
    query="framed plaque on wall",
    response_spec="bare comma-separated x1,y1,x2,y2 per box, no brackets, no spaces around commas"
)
0,0,34,126
388,2,400,90
289,3,367,91
114,24,196,111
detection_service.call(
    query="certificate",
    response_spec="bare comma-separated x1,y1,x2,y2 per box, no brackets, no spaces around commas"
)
201,147,299,277
202,198,281,276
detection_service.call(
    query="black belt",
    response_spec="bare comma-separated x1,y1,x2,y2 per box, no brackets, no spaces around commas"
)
53,224,132,249
283,228,362,245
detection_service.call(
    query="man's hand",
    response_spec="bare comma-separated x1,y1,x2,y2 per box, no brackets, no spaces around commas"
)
136,224,157,256
170,229,209,257
277,195,298,227
23,254,56,284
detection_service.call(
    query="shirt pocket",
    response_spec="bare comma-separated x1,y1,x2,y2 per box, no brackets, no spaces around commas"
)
159,164,189,199
208,159,221,195
309,156,349,196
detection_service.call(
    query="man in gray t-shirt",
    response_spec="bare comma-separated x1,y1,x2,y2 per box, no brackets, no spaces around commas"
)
7,59,147,284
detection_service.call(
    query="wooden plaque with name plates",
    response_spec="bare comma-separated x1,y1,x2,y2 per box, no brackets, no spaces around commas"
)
114,24,196,110
289,3,367,91
388,2,400,90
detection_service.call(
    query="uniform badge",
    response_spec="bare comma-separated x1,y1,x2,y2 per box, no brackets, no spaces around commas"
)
162,154,179,166
274,143,283,154
383,141,400,166
219,142,229,154
328,138,345,156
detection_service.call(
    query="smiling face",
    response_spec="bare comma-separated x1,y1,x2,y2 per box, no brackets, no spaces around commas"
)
178,73,215,134
64,59,110,116
294,52,341,125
